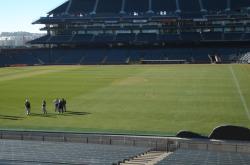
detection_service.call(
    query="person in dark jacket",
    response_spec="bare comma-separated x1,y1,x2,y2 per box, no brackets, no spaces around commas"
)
25,99,31,115
42,99,47,115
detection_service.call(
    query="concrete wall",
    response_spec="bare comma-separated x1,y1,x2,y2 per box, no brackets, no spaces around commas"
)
1,130,250,153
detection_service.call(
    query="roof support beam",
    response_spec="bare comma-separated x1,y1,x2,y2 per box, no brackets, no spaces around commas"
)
91,0,99,14
65,0,73,14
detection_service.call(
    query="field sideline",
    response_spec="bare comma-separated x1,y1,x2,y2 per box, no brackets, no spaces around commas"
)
0,64,249,136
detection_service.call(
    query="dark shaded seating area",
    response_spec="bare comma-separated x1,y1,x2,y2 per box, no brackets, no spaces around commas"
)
1,47,247,66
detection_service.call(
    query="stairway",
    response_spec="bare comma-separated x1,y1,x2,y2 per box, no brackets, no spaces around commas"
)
120,151,172,165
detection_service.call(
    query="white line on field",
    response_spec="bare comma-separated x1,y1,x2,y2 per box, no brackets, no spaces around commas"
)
229,65,250,120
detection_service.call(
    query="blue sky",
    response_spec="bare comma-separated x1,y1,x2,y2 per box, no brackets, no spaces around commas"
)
0,0,66,33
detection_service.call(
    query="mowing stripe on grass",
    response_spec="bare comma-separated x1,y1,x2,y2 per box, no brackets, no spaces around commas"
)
229,65,250,120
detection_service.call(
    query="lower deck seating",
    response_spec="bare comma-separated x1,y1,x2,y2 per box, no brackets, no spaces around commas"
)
0,139,149,165
81,53,106,65
0,47,248,66
157,149,250,165
202,32,223,41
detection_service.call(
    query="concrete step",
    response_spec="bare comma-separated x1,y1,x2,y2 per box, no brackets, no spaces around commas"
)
120,151,172,165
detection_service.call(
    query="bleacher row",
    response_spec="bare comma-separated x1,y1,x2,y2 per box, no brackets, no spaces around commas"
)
157,149,250,165
0,47,247,66
30,32,250,45
50,0,250,16
0,139,149,165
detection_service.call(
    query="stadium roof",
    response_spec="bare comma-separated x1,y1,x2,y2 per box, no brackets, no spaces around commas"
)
48,0,250,16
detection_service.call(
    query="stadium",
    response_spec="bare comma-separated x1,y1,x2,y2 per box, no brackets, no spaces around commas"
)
0,0,250,164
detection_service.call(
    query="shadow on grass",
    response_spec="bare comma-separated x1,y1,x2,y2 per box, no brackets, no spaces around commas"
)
29,113,57,118
28,111,91,117
0,115,24,120
62,111,91,116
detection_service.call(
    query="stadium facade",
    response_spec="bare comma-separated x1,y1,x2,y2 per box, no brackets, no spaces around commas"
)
1,0,250,66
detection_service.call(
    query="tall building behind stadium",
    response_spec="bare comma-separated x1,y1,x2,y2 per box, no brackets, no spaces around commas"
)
1,0,250,66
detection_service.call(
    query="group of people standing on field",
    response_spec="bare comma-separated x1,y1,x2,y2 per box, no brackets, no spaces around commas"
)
24,98,67,115
53,98,67,114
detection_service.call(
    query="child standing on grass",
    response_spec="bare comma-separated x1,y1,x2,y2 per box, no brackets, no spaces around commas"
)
25,99,31,115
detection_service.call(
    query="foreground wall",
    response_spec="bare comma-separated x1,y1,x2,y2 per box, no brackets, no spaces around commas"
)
1,130,250,153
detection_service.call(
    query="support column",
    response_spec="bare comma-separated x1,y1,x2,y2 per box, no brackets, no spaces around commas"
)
226,0,231,11
120,0,126,14
147,0,154,14
199,0,207,12
176,0,181,13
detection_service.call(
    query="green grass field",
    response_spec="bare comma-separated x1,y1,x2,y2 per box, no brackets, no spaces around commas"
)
0,64,250,136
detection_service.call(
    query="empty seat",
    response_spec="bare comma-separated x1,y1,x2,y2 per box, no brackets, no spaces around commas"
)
224,33,243,41
105,53,128,64
158,34,180,42
94,34,115,43
152,0,176,13
181,32,201,41
136,33,158,43
96,0,122,14
202,0,227,12
124,0,149,13
243,33,250,40
116,33,136,43
202,32,222,41
71,34,94,43
49,35,72,44
29,35,51,44
179,0,201,12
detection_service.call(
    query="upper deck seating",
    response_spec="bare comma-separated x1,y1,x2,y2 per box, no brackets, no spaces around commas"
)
152,0,176,13
96,0,122,14
124,0,149,14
